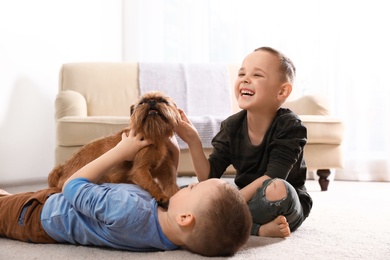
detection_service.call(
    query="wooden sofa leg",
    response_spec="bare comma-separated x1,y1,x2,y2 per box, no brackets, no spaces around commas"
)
317,169,331,191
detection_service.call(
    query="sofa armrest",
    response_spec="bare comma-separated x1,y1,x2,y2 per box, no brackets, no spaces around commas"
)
299,115,344,144
284,95,331,116
55,90,87,119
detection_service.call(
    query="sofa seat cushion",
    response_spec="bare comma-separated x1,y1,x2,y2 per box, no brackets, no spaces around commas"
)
56,116,129,146
57,115,225,149
300,115,343,145
57,115,343,148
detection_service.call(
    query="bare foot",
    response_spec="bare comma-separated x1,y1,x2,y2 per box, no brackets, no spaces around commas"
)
258,215,290,238
0,189,12,197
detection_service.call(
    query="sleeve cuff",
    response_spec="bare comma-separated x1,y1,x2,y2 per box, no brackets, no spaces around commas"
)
63,177,90,202
251,223,261,236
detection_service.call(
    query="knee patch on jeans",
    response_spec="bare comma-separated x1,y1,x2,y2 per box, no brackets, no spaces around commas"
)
248,178,288,224
249,179,306,232
265,178,287,202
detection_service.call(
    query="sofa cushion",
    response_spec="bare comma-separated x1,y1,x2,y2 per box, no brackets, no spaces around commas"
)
57,115,224,149
284,95,331,116
57,115,343,149
59,63,139,117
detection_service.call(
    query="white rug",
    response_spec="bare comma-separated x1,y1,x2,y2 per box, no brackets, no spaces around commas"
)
1,179,390,259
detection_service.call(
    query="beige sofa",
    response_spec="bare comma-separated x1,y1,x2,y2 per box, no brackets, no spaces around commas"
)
55,62,344,191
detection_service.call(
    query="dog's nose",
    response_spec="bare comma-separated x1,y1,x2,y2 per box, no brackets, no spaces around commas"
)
148,100,156,106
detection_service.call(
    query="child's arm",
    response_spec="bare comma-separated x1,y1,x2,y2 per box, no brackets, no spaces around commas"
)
176,109,210,181
239,175,271,202
62,130,152,192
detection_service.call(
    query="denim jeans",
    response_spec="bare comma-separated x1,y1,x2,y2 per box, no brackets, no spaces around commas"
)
248,178,305,236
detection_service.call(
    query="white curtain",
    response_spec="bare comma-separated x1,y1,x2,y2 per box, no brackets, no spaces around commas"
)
123,0,390,181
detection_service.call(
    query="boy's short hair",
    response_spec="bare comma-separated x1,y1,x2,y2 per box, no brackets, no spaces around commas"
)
254,46,296,85
183,183,251,257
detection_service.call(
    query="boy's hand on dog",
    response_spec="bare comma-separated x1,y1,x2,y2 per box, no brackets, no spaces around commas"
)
116,129,153,161
176,109,201,145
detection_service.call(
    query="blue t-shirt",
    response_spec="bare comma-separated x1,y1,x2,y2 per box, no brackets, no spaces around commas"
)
41,178,178,252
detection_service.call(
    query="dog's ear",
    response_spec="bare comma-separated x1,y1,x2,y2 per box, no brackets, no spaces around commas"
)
130,105,135,115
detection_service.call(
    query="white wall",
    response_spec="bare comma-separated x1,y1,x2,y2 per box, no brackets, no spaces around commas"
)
0,0,122,184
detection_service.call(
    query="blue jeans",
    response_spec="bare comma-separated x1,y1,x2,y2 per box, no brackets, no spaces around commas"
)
248,178,305,236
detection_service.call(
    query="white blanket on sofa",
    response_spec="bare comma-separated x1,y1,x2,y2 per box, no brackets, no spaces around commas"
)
139,63,232,148
175,115,225,149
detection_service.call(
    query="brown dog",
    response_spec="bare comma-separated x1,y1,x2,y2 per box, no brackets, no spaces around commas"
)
48,91,181,203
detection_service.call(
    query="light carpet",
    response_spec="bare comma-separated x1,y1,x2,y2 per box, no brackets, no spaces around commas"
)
1,178,390,260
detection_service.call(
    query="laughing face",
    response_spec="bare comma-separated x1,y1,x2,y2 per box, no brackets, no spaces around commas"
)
234,50,287,113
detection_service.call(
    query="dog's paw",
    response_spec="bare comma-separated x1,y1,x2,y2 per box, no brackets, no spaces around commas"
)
155,194,170,207
157,199,169,209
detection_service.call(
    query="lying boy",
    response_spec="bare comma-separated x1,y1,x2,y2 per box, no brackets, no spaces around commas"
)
0,130,252,257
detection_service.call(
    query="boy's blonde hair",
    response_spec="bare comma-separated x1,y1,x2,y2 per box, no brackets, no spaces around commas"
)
183,183,252,257
254,46,296,85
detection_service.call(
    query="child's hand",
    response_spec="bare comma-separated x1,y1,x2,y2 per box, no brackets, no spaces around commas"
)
176,109,200,145
115,130,153,161
62,130,153,188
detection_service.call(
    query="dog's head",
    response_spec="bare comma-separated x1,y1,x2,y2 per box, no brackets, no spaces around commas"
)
129,91,180,142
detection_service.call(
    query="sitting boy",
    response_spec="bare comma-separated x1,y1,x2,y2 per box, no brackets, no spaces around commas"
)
176,46,313,238
0,130,252,257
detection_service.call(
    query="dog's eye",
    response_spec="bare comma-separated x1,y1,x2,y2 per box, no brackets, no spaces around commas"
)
139,99,146,105
158,98,169,104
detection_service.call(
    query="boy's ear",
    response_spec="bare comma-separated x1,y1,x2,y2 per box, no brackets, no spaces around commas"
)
277,83,292,101
176,213,195,227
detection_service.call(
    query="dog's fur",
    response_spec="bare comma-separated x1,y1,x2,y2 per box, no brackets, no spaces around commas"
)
48,91,181,203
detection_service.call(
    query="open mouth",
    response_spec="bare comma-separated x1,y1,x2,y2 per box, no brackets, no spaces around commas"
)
148,109,159,115
240,89,254,96
143,108,170,125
